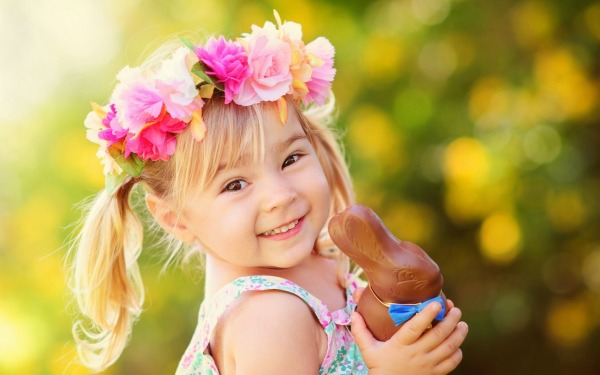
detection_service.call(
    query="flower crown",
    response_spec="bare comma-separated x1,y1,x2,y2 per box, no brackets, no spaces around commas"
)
85,11,336,193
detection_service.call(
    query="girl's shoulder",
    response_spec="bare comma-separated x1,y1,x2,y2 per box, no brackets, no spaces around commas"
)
218,289,326,372
209,277,328,373
177,274,365,374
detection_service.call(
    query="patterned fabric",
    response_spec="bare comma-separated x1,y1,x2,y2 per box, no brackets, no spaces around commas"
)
176,274,367,374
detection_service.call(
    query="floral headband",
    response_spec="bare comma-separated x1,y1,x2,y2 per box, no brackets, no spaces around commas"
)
85,11,336,193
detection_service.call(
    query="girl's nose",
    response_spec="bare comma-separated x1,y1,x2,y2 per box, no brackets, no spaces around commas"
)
260,172,298,212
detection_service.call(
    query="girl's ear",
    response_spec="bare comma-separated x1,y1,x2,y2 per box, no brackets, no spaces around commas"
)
145,193,196,244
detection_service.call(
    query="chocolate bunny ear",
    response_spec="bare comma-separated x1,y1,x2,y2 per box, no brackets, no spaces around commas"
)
329,205,390,268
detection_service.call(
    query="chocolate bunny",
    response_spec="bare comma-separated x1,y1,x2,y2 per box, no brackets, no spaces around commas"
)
329,204,448,341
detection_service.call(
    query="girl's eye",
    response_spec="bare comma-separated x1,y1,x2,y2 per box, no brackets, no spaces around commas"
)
222,180,248,192
282,154,301,168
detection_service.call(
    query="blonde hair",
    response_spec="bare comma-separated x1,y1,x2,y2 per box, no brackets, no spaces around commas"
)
69,59,354,374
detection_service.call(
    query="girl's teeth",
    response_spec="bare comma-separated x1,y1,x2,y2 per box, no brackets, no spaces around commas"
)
264,219,299,236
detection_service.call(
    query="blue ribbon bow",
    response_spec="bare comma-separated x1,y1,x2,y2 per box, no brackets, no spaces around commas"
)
388,296,446,326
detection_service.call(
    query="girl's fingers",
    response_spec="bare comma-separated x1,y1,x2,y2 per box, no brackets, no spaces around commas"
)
420,306,463,352
353,287,365,303
428,320,469,364
350,312,378,351
434,348,464,374
391,302,443,345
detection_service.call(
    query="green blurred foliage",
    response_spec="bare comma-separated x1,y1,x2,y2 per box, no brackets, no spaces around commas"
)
1,0,599,374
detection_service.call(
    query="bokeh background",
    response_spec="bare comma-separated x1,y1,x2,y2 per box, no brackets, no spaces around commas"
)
1,0,599,373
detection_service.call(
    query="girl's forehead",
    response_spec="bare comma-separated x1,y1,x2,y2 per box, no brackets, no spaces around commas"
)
218,109,306,164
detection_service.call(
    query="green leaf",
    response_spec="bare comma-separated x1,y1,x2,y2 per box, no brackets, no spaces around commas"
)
191,62,214,84
191,62,224,91
178,36,196,52
105,172,127,195
108,147,144,177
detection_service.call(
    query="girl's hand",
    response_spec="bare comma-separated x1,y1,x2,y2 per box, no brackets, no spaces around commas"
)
351,299,468,375
353,286,365,303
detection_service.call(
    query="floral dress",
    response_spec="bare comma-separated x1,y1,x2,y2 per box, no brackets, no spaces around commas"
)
176,274,367,374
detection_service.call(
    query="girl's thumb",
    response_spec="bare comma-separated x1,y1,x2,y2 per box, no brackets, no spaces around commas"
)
350,312,378,350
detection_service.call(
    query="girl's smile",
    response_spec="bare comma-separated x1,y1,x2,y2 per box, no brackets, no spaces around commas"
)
259,216,304,239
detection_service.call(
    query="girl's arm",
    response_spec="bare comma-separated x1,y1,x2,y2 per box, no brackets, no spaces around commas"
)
351,299,468,375
215,290,325,375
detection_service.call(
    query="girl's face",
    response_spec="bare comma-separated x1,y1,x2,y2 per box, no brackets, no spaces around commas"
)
180,109,331,271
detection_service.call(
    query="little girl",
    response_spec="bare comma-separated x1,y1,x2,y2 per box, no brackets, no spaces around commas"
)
71,11,468,374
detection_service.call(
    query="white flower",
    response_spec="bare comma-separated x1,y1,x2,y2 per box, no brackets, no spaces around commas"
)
155,47,203,120
84,105,123,176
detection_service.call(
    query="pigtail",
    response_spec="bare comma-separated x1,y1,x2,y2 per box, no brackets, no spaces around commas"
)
70,180,144,371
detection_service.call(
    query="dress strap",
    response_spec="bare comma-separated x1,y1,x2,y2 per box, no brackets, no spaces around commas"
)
330,272,364,325
198,275,335,350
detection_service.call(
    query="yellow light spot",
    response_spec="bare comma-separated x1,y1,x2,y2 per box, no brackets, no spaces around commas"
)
382,201,435,245
271,0,315,35
479,212,521,264
546,189,585,232
443,137,489,187
534,48,598,119
468,76,507,121
48,344,91,375
444,185,485,224
443,142,515,224
53,130,104,189
510,1,554,48
12,190,67,258
353,180,386,209
348,105,404,175
235,4,269,33
0,309,45,372
361,35,404,83
546,298,593,347
31,252,65,299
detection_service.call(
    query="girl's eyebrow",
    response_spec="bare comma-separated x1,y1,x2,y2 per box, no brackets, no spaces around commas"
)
214,132,308,177
274,132,308,154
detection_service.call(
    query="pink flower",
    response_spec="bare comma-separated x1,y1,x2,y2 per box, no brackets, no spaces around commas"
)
109,48,206,161
112,66,164,134
196,36,251,104
113,49,203,135
155,47,204,119
98,104,128,146
304,37,336,106
234,33,293,106
124,111,188,161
